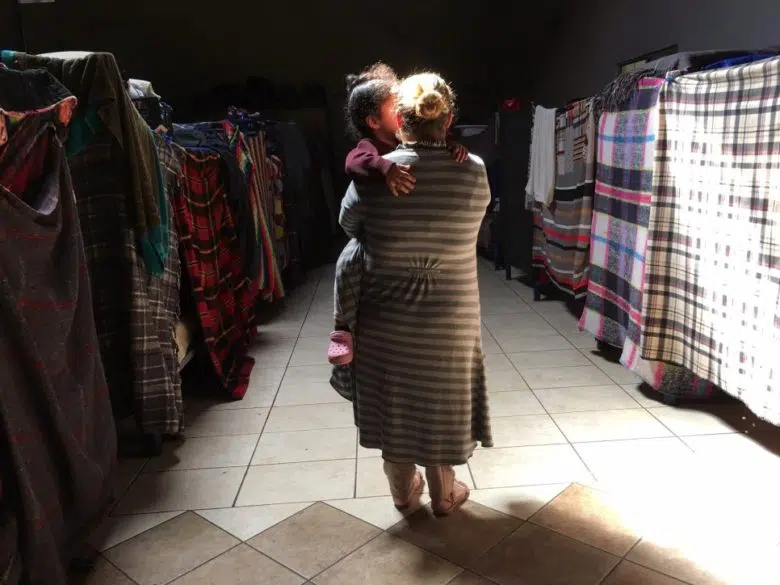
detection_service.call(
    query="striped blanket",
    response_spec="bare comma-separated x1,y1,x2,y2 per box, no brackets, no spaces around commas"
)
532,99,595,298
578,78,714,397
641,58,780,423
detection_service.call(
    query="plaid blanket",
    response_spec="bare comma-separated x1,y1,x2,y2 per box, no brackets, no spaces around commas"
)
532,99,595,298
641,57,780,422
579,78,715,397
172,145,257,399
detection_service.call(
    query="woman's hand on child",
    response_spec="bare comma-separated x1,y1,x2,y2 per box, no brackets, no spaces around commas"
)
386,164,416,196
448,142,469,163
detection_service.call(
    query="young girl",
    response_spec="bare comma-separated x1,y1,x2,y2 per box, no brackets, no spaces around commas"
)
328,63,467,399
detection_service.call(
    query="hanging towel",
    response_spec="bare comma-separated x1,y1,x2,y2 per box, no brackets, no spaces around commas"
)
525,105,556,208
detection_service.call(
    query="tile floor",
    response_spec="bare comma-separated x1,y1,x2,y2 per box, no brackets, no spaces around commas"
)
80,261,780,585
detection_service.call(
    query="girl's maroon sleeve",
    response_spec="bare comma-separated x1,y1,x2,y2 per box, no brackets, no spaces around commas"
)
345,139,394,181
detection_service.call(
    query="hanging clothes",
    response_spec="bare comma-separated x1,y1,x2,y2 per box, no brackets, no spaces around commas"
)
0,67,116,585
222,121,284,300
641,57,780,424
1,50,168,274
525,105,556,208
578,77,715,398
171,145,257,399
173,122,262,283
1,50,183,434
531,99,596,298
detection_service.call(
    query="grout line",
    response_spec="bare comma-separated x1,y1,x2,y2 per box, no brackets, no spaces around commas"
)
231,271,324,508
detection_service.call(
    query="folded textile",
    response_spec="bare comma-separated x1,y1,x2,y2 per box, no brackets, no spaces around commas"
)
642,57,780,423
525,105,556,208
128,78,160,99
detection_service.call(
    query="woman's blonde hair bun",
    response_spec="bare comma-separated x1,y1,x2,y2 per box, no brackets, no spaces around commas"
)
415,90,446,120
397,73,454,123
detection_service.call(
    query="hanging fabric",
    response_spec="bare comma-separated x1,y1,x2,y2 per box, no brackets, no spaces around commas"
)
641,57,780,423
0,67,116,585
578,77,715,398
531,98,596,298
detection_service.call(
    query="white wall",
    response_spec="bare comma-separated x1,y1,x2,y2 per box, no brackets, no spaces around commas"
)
533,0,780,104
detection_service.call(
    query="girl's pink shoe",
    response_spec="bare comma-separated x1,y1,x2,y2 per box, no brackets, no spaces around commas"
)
328,331,353,365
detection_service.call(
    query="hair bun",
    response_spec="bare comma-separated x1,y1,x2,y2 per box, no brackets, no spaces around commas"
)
345,73,362,94
415,90,446,120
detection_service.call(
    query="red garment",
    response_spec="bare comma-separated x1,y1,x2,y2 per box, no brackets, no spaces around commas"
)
344,138,396,181
172,147,256,399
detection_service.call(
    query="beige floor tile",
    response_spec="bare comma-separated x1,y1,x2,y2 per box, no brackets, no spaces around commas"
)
274,382,344,407
252,428,357,465
469,445,592,488
574,438,696,491
552,409,672,442
314,533,461,585
487,390,546,416
585,354,643,384
627,537,768,585
564,330,601,351
535,385,640,413
522,365,613,389
487,368,531,392
473,523,619,585
236,460,355,506
497,335,575,354
280,364,334,387
326,496,426,530
507,349,591,371
480,297,534,315
529,301,573,317
89,511,184,551
183,408,269,438
115,468,246,514
69,557,134,585
489,414,567,448
602,561,688,585
289,337,328,367
447,572,496,585
249,503,380,578
114,458,146,501
531,484,641,556
480,331,503,355
356,458,474,498
491,322,562,342
202,385,278,410
146,435,259,471
647,406,741,436
484,353,516,373
246,366,287,390
389,501,522,565
620,384,670,408
196,503,311,541
246,348,295,369
264,403,354,433
104,512,239,585
469,484,567,519
299,314,337,339
483,313,551,333
169,544,303,585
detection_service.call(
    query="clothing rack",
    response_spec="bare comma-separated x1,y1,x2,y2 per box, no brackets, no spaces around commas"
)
522,50,780,422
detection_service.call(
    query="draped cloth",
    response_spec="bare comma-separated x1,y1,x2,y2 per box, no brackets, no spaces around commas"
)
0,69,116,585
641,58,780,423
532,99,595,298
578,78,714,397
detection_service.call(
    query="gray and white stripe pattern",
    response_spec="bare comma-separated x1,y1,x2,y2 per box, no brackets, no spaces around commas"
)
338,145,493,466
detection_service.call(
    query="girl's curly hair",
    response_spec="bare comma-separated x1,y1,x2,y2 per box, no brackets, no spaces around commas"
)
344,62,399,140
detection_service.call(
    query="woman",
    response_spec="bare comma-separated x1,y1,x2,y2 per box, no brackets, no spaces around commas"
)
339,72,493,516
